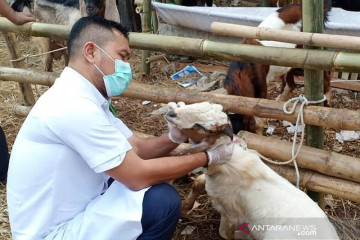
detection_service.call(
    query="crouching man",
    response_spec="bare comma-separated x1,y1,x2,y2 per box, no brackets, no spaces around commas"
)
7,16,237,240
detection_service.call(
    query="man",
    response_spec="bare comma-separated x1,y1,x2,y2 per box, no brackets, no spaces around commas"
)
7,16,236,240
0,0,36,25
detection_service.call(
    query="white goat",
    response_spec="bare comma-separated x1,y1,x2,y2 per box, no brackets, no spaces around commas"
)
167,102,339,240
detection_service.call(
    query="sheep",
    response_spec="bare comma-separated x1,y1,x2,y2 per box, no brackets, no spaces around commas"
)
224,59,269,134
167,102,339,240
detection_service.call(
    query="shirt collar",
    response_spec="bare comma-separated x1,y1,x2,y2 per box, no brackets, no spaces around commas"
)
59,67,110,108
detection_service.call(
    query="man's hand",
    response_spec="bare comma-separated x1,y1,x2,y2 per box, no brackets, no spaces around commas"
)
166,102,188,144
206,139,238,165
9,11,36,25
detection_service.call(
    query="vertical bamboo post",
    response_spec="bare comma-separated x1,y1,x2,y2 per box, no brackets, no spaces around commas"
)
302,0,325,208
141,0,151,75
261,0,270,7
2,32,35,106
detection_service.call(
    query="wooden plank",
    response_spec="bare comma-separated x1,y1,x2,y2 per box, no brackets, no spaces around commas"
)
294,76,360,92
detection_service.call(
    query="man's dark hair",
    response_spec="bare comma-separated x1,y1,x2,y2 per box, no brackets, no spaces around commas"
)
67,16,129,59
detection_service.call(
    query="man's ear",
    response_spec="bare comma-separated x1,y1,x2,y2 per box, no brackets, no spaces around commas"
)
82,42,98,63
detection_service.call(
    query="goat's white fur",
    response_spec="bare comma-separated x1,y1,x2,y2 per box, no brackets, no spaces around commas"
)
257,11,301,84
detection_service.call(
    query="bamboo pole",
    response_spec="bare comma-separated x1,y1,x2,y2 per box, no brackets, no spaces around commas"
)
2,67,360,131
141,0,151,74
0,67,58,86
146,54,166,63
2,18,360,71
211,22,360,51
1,32,35,106
119,82,360,131
303,0,324,206
238,131,360,183
129,32,360,72
13,104,32,117
0,18,70,40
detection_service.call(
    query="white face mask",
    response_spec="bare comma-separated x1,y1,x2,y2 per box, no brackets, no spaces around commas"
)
92,43,132,97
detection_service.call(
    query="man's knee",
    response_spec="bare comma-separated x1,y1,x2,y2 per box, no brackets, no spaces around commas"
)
141,183,181,230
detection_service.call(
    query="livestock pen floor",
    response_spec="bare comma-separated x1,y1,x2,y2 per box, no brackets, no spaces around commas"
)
1,2,360,239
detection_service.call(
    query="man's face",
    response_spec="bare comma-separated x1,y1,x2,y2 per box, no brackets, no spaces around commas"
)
98,30,131,76
93,30,131,97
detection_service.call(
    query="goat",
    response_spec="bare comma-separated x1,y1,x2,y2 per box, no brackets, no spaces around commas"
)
168,102,339,240
31,0,80,72
13,0,119,72
249,3,333,105
224,59,269,134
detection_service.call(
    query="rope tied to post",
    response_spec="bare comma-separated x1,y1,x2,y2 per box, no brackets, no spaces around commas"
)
281,94,327,188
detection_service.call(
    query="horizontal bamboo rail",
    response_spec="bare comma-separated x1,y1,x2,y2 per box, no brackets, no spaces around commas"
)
211,22,360,51
238,131,360,183
1,18,360,72
2,67,360,131
268,163,360,203
129,32,360,72
139,131,360,203
119,81,360,131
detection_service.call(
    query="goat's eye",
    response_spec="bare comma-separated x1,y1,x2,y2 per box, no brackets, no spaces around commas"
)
168,111,177,118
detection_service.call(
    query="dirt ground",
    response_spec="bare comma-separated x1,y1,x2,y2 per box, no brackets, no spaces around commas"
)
1,1,360,240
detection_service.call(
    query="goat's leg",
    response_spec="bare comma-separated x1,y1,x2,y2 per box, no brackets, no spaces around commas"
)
41,38,53,72
181,173,206,217
324,71,332,107
276,69,296,102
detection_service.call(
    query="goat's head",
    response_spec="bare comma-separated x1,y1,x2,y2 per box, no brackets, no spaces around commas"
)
81,0,106,17
165,102,233,145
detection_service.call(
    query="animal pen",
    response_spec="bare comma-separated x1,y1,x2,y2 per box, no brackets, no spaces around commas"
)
0,0,360,237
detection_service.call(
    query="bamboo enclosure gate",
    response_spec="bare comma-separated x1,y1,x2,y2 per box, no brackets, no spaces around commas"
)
1,12,360,203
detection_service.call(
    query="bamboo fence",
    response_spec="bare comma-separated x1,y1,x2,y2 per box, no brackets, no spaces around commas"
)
1,18,360,72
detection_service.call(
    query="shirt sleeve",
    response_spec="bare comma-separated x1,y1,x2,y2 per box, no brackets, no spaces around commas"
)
43,97,132,173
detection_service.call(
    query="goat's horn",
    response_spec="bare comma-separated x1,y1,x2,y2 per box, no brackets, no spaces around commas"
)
222,124,233,140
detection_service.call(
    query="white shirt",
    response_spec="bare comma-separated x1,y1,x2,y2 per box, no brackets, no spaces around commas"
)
7,67,143,240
